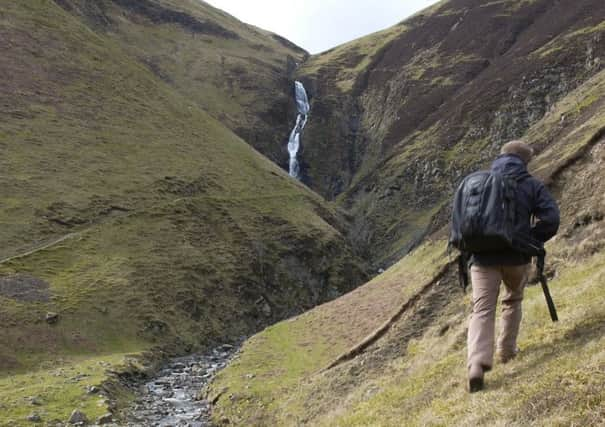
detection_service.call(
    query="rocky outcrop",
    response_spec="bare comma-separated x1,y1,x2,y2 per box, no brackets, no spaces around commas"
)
53,0,240,38
68,409,88,425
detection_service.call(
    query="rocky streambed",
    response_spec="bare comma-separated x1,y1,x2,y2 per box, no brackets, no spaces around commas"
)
125,344,237,427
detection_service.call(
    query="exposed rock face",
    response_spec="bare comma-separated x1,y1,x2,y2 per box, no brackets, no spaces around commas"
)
297,0,605,265
54,0,240,38
97,413,114,425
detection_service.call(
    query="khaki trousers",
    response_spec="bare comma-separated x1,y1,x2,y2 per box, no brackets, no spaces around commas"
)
467,263,530,369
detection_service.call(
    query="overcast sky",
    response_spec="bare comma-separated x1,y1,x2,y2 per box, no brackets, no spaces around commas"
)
204,0,440,54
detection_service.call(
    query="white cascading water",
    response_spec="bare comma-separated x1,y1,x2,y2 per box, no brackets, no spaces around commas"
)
287,81,310,179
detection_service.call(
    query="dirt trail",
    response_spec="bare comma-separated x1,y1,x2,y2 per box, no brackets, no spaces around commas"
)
298,263,464,422
0,190,310,267
323,259,456,371
0,233,80,266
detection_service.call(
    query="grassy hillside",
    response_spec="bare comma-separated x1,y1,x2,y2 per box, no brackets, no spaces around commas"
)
0,2,366,424
297,0,605,266
53,0,308,168
209,59,605,426
3,0,604,424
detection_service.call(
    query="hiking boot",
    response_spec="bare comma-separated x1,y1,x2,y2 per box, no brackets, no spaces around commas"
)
498,347,520,364
468,364,484,393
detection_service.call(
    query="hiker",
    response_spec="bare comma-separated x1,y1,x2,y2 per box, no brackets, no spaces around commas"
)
451,140,560,392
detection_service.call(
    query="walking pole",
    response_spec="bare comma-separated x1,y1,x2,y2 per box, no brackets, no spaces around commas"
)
537,252,558,322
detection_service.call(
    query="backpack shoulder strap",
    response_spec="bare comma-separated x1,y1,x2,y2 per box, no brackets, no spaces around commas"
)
504,171,531,182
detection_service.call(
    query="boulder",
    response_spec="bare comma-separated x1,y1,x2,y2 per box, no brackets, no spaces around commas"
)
86,385,100,394
97,413,114,425
29,396,43,406
68,409,88,425
45,312,59,324
26,413,41,423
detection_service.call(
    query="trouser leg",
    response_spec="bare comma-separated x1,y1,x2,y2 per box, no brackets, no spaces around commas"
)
497,264,529,358
467,264,501,369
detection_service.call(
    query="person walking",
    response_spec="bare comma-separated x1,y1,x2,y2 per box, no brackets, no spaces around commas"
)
451,140,560,392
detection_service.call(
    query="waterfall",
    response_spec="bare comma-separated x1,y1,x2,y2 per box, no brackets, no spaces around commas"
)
287,81,309,179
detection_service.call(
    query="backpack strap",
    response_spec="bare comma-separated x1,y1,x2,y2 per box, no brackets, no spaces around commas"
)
502,172,529,223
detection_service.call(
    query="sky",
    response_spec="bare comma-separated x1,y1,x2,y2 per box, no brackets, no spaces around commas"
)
203,0,441,54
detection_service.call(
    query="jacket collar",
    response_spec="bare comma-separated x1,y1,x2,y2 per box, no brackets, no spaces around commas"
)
491,154,529,177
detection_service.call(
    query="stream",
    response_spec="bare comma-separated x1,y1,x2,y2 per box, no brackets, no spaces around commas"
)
125,344,237,427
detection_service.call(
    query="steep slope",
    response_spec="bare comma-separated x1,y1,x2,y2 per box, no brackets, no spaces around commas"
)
209,64,605,426
297,0,605,265
0,2,366,424
54,0,308,167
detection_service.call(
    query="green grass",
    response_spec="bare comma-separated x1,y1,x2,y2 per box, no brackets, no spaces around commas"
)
212,236,605,426
325,252,605,427
86,0,307,162
0,1,365,419
534,20,605,58
208,320,334,421
0,353,137,426
210,240,449,425
300,24,408,92
526,69,605,180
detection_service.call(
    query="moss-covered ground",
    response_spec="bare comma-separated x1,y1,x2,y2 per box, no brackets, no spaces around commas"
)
0,2,365,423
93,0,307,163
209,240,450,424
0,353,137,426
320,251,605,426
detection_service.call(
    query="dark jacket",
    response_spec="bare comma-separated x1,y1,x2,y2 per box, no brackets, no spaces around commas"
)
472,154,560,266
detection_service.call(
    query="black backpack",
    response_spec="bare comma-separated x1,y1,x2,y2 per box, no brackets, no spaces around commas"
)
449,171,559,321
449,170,522,253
